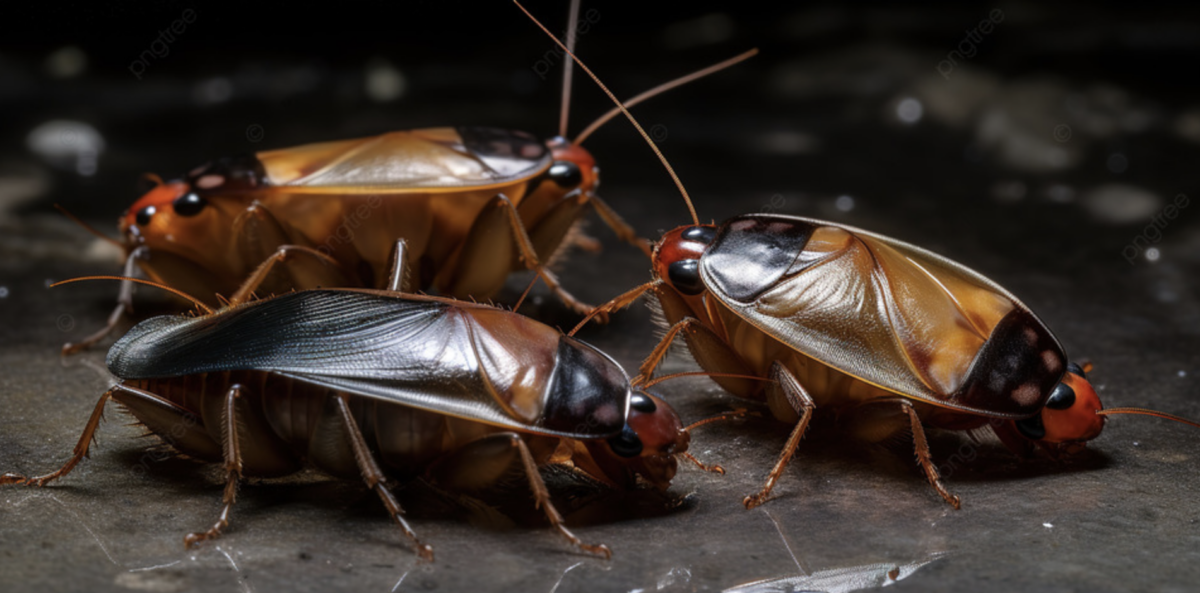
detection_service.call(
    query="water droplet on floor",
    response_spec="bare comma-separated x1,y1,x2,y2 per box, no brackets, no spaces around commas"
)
896,97,923,124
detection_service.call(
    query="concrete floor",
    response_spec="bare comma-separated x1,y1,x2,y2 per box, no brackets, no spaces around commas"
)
3,3,1200,592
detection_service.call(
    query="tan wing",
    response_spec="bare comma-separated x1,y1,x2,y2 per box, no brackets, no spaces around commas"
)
256,127,552,192
702,215,1064,417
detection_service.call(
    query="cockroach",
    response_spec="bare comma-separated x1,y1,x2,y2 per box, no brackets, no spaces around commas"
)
65,0,757,355
521,5,1200,510
3,241,692,560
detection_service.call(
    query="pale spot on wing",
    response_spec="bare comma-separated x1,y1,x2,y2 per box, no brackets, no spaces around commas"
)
1042,349,1062,373
1013,382,1042,406
1023,327,1039,345
196,174,224,189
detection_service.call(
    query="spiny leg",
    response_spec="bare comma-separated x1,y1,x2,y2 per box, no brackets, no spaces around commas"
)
385,240,409,293
510,436,611,559
633,316,706,383
744,362,816,510
334,394,433,561
62,245,147,356
2,388,117,486
493,193,594,315
587,193,653,258
184,385,246,548
227,245,344,307
898,400,961,509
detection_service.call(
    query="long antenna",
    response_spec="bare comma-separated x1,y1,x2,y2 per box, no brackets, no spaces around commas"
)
54,204,123,248
558,0,581,138
1097,407,1200,429
574,49,759,145
514,0,700,226
51,275,214,314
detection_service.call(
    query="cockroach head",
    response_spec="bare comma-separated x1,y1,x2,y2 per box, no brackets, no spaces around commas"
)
1010,361,1104,454
586,391,688,492
653,225,718,296
545,137,597,194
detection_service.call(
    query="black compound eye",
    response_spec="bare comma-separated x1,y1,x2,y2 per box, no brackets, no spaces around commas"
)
172,193,207,217
681,226,717,245
548,160,582,188
135,205,156,227
1067,362,1087,378
630,393,657,414
1015,414,1046,440
1046,383,1076,410
607,425,643,458
668,260,704,295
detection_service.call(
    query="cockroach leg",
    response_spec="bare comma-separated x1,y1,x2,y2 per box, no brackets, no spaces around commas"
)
334,394,433,561
569,281,660,335
744,363,815,510
586,193,653,258
680,452,725,475
898,400,961,509
386,240,410,293
633,315,761,399
227,245,344,307
185,385,246,548
511,436,611,559
1,388,117,486
634,317,705,383
526,191,589,263
62,246,147,356
462,193,594,315
427,434,610,559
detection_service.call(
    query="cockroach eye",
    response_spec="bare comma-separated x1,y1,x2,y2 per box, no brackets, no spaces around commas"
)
548,160,582,188
1046,383,1076,410
668,260,705,295
173,193,207,217
1015,413,1046,440
630,393,657,413
135,205,156,227
1067,362,1087,378
681,226,716,245
607,425,643,457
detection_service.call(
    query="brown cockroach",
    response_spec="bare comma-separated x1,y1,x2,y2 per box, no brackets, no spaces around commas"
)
65,0,757,355
520,4,1200,510
3,241,692,560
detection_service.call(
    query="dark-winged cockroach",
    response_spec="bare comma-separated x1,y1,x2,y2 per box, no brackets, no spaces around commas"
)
65,0,757,355
3,241,691,561
522,4,1200,511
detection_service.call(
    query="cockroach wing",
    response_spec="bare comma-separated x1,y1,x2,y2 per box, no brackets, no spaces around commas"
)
107,291,629,438
702,214,1065,418
256,127,553,191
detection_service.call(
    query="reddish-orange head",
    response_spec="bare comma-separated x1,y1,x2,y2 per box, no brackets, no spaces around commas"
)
120,179,189,243
652,224,718,295
585,391,689,492
546,137,599,196
1010,362,1104,454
